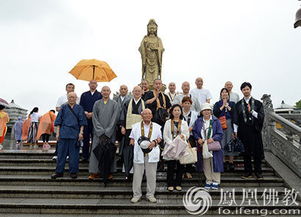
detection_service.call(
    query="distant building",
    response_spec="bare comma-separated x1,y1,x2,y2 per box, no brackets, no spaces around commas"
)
275,100,294,114
0,98,9,107
5,100,28,128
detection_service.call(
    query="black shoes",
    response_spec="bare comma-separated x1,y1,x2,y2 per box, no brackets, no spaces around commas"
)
241,172,264,180
51,173,78,179
51,173,63,179
224,162,230,171
241,173,253,179
125,174,133,181
224,162,235,172
70,173,78,179
255,173,263,180
229,163,235,172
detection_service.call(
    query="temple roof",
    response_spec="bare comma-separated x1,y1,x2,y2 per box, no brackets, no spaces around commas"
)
8,100,27,111
0,98,9,107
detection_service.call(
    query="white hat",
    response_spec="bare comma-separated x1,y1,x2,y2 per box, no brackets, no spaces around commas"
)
200,103,212,112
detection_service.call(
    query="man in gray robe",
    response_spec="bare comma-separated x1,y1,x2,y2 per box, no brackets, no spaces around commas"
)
88,86,119,180
114,84,132,144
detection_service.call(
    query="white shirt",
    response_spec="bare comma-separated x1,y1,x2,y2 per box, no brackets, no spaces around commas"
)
190,88,212,106
30,112,41,123
244,96,251,104
134,97,141,104
201,117,212,139
129,122,162,164
183,110,199,128
56,93,79,108
229,92,240,103
173,94,201,112
163,119,190,146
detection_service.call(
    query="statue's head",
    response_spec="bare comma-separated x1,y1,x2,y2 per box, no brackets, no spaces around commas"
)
147,19,158,36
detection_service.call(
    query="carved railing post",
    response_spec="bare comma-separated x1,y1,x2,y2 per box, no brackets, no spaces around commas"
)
261,94,301,177
261,94,274,152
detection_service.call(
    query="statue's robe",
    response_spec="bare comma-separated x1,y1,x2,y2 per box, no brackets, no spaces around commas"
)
139,35,164,83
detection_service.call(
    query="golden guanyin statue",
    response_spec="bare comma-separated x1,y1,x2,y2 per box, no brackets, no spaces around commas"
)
139,19,164,85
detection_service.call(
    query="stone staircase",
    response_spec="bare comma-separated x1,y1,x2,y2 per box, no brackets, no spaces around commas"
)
0,151,300,216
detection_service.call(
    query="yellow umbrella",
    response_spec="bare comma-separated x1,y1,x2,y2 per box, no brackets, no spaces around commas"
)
68,59,117,82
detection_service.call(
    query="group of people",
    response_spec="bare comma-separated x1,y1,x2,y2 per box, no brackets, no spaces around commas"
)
11,108,56,150
0,106,56,151
48,77,264,204
0,77,265,204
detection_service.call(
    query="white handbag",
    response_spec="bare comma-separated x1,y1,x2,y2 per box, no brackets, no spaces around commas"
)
179,146,197,164
202,140,213,159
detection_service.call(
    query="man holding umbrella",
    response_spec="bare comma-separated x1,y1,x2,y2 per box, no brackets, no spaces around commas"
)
79,80,102,162
88,86,119,180
129,108,162,203
119,86,145,180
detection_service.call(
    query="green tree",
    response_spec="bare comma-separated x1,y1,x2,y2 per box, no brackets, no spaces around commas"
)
295,100,301,109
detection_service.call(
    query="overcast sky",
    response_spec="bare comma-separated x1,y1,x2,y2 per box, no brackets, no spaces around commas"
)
1,0,301,114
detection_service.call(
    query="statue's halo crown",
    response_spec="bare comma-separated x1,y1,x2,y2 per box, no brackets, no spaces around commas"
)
147,19,158,27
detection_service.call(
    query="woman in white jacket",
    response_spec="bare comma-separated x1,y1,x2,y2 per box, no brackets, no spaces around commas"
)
182,96,199,179
163,104,189,191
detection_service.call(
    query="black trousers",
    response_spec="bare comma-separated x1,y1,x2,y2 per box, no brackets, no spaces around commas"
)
82,120,93,160
42,134,50,143
239,126,263,174
167,160,184,187
244,153,262,174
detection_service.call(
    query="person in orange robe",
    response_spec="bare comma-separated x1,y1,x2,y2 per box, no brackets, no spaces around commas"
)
36,110,56,150
22,116,31,142
0,105,9,150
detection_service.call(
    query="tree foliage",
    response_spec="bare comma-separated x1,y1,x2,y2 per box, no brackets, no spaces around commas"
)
295,100,301,109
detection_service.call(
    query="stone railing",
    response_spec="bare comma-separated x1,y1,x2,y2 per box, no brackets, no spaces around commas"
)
279,113,301,127
262,94,301,177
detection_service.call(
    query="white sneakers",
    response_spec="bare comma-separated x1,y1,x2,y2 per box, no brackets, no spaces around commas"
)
130,197,141,203
147,196,157,203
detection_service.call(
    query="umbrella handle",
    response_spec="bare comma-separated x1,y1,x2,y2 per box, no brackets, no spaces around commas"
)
92,65,95,80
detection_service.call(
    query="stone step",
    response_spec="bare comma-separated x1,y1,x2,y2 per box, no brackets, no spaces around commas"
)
0,151,294,216
0,215,238,217
0,158,268,168
0,158,88,167
0,215,247,217
0,175,285,187
0,151,55,159
0,215,288,217
0,166,275,176
0,185,288,199
0,151,265,163
0,198,299,215
1,213,290,217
